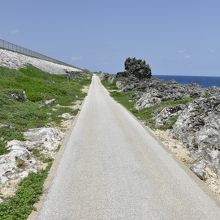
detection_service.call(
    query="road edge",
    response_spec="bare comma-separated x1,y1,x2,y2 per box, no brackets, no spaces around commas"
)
28,84,91,220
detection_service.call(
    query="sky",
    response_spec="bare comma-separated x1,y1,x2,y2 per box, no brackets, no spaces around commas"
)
0,0,220,76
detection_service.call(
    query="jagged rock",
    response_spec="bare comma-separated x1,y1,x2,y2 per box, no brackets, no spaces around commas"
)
171,97,220,148
5,128,63,158
108,74,204,109
171,97,220,173
0,144,38,185
24,127,63,152
207,86,220,97
135,93,161,109
124,57,152,79
154,105,185,128
190,160,208,180
0,127,64,201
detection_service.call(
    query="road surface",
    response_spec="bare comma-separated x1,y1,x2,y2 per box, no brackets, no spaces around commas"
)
37,75,220,220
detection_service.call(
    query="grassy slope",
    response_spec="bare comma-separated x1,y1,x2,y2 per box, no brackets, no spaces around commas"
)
0,65,91,154
102,79,192,130
0,66,91,219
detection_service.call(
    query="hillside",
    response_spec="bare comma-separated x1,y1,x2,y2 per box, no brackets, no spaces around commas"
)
0,65,91,219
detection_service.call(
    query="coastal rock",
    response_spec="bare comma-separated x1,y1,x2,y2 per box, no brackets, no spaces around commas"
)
135,93,161,109
24,127,63,152
124,57,152,79
4,128,63,159
0,144,38,185
154,105,184,128
171,97,220,173
190,160,208,180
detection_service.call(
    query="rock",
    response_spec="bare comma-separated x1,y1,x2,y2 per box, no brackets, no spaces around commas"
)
4,128,63,159
24,127,63,152
45,99,55,107
104,72,204,109
9,90,27,102
108,75,116,84
0,145,38,185
190,160,208,180
72,100,82,110
171,97,220,149
66,71,84,80
123,57,152,79
171,97,220,174
135,92,161,109
61,113,73,120
154,105,184,128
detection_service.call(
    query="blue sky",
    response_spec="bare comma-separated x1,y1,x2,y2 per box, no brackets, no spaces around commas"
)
0,0,220,76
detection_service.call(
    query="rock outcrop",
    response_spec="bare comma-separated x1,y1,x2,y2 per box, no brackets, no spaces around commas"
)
0,127,64,200
171,97,220,177
100,58,220,182
154,104,185,128
123,57,152,79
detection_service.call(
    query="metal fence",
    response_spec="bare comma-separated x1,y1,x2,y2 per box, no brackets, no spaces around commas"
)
0,38,79,69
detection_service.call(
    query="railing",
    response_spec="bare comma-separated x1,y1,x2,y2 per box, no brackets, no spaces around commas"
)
0,39,79,69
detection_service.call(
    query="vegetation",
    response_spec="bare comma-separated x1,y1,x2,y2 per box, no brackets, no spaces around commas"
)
0,65,91,155
102,79,192,130
0,164,51,220
0,65,91,219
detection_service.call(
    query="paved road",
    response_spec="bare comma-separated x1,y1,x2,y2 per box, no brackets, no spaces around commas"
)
37,75,220,220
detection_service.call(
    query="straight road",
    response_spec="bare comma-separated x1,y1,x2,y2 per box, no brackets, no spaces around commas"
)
37,75,220,220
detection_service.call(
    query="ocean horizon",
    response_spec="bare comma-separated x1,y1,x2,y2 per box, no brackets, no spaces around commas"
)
155,75,220,88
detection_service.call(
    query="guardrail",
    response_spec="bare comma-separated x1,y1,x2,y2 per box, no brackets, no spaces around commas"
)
0,39,79,69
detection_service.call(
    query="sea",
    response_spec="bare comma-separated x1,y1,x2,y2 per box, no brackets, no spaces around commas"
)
155,75,220,88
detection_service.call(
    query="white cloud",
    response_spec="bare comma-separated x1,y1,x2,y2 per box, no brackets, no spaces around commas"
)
71,56,82,61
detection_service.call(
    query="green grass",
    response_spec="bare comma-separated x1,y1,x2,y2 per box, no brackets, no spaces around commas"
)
0,164,51,220
101,79,118,90
0,65,91,219
102,79,192,130
0,65,91,155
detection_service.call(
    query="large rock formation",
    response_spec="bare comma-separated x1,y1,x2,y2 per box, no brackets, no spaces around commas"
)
171,97,220,177
117,57,152,80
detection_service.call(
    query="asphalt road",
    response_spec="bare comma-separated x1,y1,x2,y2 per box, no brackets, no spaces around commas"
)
37,75,220,220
